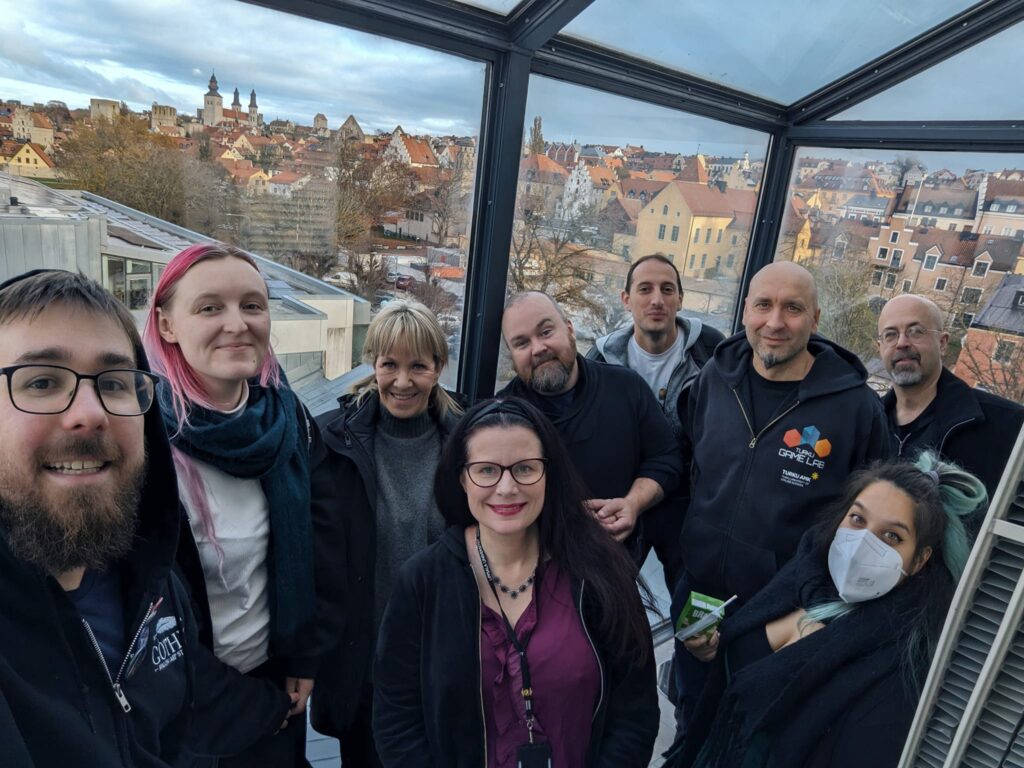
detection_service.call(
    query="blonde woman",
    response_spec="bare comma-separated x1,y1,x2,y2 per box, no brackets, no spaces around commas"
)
310,300,462,766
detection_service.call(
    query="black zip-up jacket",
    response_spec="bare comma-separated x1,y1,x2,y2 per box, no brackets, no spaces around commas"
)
498,355,682,502
680,333,892,603
883,367,1024,501
0,348,291,767
308,391,458,737
372,527,659,768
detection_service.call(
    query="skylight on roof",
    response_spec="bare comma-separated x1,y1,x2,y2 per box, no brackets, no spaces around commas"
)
562,0,976,104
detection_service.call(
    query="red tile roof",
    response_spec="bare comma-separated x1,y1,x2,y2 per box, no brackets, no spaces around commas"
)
519,154,569,184
402,135,438,166
670,181,757,218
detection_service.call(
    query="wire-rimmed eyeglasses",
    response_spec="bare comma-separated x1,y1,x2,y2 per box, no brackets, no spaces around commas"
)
463,459,548,488
0,364,158,416
877,326,943,346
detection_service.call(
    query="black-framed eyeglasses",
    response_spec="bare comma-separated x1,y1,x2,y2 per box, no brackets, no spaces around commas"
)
0,364,158,416
463,459,547,488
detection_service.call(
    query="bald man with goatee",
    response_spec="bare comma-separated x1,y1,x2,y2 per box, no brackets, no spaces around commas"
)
878,294,1023,500
672,261,891,723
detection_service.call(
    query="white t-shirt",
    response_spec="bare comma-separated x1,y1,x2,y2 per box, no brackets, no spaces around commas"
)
627,331,686,405
179,401,271,674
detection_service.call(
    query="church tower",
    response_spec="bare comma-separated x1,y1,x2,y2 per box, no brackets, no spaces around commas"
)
203,72,223,127
248,89,259,129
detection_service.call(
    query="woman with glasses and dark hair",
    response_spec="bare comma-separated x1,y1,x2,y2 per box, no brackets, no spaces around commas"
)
666,452,987,768
309,299,462,766
143,244,317,767
372,397,659,768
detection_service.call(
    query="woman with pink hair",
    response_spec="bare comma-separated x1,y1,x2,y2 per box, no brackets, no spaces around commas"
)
144,243,317,767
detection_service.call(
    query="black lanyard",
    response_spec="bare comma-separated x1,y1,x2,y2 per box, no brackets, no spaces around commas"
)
478,536,543,743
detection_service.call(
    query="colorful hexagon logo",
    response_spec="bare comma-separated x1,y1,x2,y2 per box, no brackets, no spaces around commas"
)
783,429,802,448
814,439,832,458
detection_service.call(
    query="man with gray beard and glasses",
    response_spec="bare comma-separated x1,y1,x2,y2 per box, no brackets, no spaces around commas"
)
878,293,1023,500
671,262,890,725
0,270,291,768
499,291,681,556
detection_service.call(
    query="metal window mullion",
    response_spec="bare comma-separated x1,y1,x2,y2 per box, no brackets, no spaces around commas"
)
731,130,795,333
458,50,533,400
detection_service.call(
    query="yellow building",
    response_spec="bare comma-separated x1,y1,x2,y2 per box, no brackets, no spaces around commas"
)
0,142,56,179
634,181,757,280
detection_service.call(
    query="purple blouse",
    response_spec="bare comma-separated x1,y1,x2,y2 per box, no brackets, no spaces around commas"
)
480,561,601,768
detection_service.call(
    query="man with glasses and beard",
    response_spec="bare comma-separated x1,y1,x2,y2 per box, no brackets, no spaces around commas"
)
878,293,1023,500
673,262,890,724
0,270,292,767
498,291,682,553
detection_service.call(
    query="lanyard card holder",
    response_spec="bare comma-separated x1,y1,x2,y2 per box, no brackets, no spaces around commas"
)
517,742,553,768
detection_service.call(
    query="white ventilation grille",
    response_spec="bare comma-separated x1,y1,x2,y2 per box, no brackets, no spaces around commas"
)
901,427,1024,768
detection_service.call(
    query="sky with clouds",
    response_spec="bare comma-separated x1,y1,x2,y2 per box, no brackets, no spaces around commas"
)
1,0,1021,171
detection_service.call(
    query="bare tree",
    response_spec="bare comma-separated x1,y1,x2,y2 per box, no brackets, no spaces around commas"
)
346,251,393,303
955,332,1024,403
58,114,187,224
507,194,602,314
805,258,879,360
427,167,465,246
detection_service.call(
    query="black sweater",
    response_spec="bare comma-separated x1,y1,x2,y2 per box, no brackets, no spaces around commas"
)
372,527,660,768
498,355,682,501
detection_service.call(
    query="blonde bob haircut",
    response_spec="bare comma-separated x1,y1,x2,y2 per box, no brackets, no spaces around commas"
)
353,299,462,420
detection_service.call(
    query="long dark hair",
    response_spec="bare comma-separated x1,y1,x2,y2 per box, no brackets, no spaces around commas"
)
808,452,987,688
435,397,654,665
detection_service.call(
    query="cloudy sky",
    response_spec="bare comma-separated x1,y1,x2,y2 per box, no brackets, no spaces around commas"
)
1,0,1020,169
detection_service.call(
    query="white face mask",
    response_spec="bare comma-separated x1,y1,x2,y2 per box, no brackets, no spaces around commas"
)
828,527,907,604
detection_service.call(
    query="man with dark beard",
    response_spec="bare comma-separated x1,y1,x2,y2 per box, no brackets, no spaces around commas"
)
878,293,1023,500
672,261,890,724
0,270,291,767
498,291,681,550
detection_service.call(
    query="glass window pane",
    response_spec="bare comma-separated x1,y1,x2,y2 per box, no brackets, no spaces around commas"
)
774,147,1024,403
562,0,974,103
455,0,522,14
833,21,1024,120
1,0,484,391
497,75,769,389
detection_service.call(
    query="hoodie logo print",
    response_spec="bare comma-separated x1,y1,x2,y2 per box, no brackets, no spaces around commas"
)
778,425,830,487
151,615,184,672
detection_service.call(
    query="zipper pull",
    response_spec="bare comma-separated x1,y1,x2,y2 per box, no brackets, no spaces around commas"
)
113,684,132,713
749,436,757,449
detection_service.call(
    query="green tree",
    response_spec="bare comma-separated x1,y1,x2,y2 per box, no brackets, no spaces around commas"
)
528,115,545,156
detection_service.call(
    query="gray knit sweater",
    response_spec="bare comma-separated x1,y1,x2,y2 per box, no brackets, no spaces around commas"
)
373,405,445,629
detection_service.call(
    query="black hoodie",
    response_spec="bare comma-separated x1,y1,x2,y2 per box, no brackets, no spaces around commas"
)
680,333,892,603
0,280,290,767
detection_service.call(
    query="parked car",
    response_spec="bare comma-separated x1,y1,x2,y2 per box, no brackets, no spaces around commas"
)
395,274,416,290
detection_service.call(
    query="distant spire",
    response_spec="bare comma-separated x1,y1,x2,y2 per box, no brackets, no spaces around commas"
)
232,87,240,107
208,72,218,92
249,89,257,109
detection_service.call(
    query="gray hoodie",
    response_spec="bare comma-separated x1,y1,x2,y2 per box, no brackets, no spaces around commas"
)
588,315,724,440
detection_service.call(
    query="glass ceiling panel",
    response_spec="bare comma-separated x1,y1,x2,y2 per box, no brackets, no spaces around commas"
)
455,0,522,14
562,0,975,104
833,20,1024,120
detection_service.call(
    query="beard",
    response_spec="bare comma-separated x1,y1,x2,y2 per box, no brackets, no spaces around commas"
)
889,352,924,386
758,346,799,370
0,438,145,575
529,354,574,394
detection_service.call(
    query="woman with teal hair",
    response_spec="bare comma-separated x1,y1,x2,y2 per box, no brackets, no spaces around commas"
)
668,452,987,768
